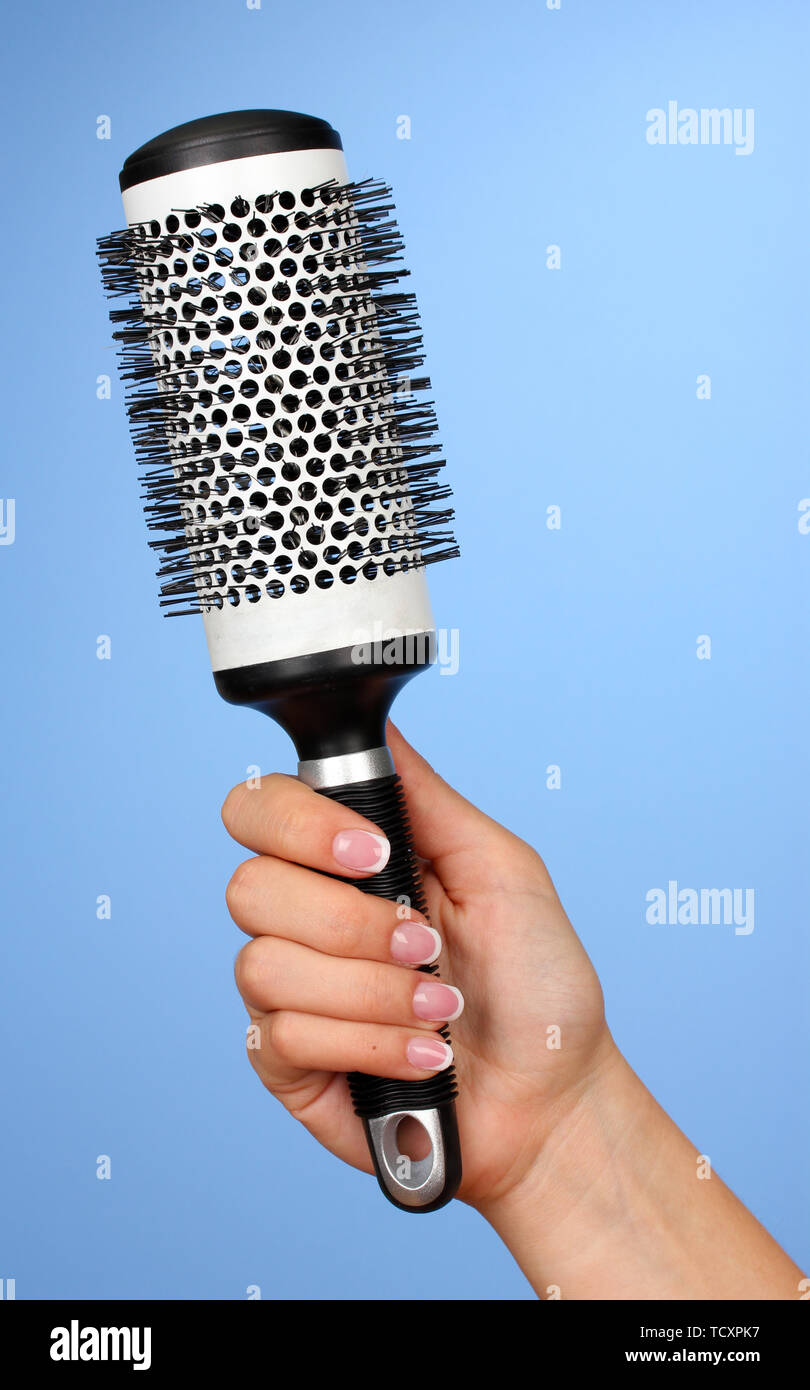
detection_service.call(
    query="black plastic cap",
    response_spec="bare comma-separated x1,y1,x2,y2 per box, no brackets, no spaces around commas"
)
119,109,343,191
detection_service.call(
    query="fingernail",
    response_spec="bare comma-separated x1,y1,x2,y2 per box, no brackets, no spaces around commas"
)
406,1037,454,1072
391,922,442,966
332,829,391,873
412,980,464,1022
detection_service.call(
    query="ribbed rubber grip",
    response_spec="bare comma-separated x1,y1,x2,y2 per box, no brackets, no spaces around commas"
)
321,773,462,1212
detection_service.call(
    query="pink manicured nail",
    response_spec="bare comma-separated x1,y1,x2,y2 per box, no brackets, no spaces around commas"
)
391,922,442,966
412,980,464,1022
332,829,391,873
406,1037,454,1072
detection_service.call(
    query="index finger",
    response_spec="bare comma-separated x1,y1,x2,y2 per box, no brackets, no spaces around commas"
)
221,772,391,877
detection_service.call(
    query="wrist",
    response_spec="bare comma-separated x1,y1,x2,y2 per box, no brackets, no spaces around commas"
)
477,1030,635,1297
477,1032,803,1300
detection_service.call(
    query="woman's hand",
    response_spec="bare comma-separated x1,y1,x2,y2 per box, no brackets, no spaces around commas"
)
222,721,613,1210
222,722,804,1298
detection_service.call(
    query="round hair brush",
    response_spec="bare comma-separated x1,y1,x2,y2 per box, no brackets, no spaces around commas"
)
97,110,462,1212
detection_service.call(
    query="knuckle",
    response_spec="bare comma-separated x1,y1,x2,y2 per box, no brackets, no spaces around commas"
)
233,938,266,999
271,801,309,853
329,902,365,957
225,858,259,920
354,965,393,1022
221,781,248,834
266,1010,297,1061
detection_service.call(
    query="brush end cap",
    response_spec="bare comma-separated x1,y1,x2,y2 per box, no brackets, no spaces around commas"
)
119,109,343,191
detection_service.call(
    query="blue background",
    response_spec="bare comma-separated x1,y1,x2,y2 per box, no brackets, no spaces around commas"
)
1,0,807,1299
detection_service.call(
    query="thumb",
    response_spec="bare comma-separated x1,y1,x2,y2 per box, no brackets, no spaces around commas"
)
386,720,526,893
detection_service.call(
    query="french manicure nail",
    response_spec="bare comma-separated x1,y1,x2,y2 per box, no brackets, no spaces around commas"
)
406,1037,454,1072
332,829,391,873
412,980,464,1022
391,922,442,966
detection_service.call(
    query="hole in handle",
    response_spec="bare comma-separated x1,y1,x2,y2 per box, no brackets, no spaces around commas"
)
396,1116,432,1162
365,1107,459,1211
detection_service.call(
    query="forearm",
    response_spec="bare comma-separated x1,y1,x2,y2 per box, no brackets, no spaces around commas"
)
480,1040,804,1301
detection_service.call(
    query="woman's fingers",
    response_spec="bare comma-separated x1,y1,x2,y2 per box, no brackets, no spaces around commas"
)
248,1009,456,1083
221,773,391,878
235,934,464,1030
221,751,467,1101
226,854,442,966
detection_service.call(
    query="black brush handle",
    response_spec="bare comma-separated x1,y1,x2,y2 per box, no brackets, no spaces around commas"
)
321,773,462,1212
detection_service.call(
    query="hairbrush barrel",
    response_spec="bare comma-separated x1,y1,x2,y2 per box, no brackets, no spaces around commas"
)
98,110,461,1212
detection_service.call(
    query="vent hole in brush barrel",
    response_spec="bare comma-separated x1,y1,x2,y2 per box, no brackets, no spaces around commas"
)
396,1116,432,1162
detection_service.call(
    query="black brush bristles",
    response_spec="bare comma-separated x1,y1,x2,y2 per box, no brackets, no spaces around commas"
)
97,179,458,616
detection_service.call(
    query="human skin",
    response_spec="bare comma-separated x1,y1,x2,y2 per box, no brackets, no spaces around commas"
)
222,722,804,1299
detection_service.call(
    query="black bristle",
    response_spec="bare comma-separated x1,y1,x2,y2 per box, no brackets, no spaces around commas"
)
97,180,458,614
